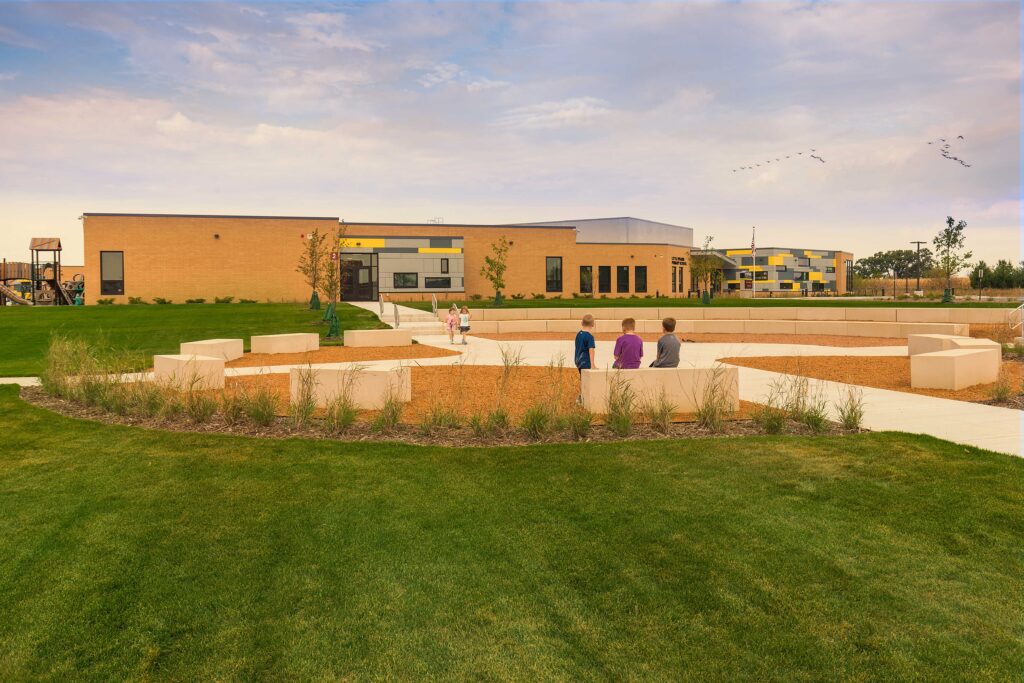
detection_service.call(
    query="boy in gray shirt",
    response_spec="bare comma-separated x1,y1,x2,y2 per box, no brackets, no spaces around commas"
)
649,317,681,368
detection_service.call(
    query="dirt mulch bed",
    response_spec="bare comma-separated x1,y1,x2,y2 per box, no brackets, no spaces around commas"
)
475,332,906,347
720,355,1024,405
970,324,1016,344
22,385,853,447
225,365,763,423
225,344,459,368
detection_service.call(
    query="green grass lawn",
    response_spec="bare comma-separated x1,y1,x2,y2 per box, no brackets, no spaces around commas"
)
407,296,1016,311
0,384,1020,680
0,303,383,377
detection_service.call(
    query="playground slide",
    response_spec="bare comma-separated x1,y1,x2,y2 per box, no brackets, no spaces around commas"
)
0,282,33,305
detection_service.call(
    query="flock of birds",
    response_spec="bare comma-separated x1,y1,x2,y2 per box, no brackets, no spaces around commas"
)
927,135,971,167
731,135,972,174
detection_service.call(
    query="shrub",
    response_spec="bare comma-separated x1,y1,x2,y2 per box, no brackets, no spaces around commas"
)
185,390,217,424
127,296,148,305
640,388,676,434
289,366,319,429
220,390,244,426
239,298,258,304
127,381,165,418
214,296,235,304
520,402,554,439
39,336,93,398
511,293,525,300
324,393,358,435
751,403,786,434
152,297,173,305
185,298,206,304
159,391,184,419
801,395,830,433
564,406,594,440
99,380,131,415
834,386,865,431
469,294,483,301
485,406,510,435
605,373,636,437
96,298,114,305
418,401,461,436
531,293,545,300
990,373,1013,403
468,412,487,437
243,382,278,427
370,388,403,434
695,365,735,433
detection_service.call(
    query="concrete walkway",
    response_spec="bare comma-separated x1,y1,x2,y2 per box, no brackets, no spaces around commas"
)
1,377,39,387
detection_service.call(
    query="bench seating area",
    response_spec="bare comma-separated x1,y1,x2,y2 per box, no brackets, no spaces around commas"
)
290,366,411,409
343,329,412,347
153,354,225,390
580,366,739,414
910,349,999,390
179,338,244,361
251,333,319,355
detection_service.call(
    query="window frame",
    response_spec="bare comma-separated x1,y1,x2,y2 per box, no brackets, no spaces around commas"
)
99,250,125,295
598,266,611,294
671,266,677,293
634,266,647,293
424,276,452,289
579,265,593,294
545,256,563,293
393,272,418,289
616,266,629,293
440,258,449,274
825,266,835,274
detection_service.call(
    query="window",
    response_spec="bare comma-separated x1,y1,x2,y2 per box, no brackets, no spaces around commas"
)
616,266,629,293
755,256,768,266
424,277,451,288
779,282,793,290
671,267,677,293
100,251,124,295
825,266,835,273
793,272,808,282
797,258,811,268
598,266,611,293
741,257,753,266
635,266,647,293
678,267,685,292
545,257,562,292
440,258,449,274
755,271,769,281
393,272,418,288
579,266,593,294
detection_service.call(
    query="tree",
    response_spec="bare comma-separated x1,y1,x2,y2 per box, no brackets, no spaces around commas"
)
480,236,510,304
321,223,348,305
969,261,991,290
990,259,1015,290
296,228,329,309
933,216,972,300
888,249,916,294
690,236,720,303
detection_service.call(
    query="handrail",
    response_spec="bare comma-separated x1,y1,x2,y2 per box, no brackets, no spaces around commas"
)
378,293,385,316
431,294,437,316
1009,302,1024,332
393,302,400,328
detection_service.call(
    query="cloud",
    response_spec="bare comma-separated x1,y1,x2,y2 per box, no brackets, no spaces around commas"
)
417,62,464,88
496,97,612,129
467,77,510,93
0,24,38,49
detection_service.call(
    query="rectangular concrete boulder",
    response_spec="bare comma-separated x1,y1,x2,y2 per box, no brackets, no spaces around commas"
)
481,308,528,321
753,307,801,320
527,307,571,320
689,320,745,334
496,320,544,334
899,322,969,337
466,320,499,334
251,333,319,354
290,365,411,409
595,319,629,334
153,354,224,390
343,329,412,347
897,309,951,323
571,307,619,320
581,365,739,414
179,338,243,361
704,307,750,319
658,308,705,320
845,309,898,322
744,320,797,335
907,334,966,356
911,349,998,390
796,308,846,321
948,337,1001,377
546,319,585,333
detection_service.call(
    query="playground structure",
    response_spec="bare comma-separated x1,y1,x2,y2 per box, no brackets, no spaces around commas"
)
0,238,84,306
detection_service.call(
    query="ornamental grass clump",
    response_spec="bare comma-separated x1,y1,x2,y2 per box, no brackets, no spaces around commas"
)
605,372,637,437
220,390,244,426
989,371,1013,403
183,374,217,424
419,400,461,436
370,386,403,435
519,402,554,439
323,366,361,435
751,381,787,435
289,366,319,430
564,406,595,440
695,365,734,433
242,380,278,427
639,387,676,435
127,381,165,418
834,386,866,431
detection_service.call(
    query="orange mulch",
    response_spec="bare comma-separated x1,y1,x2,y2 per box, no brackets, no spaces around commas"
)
226,366,759,422
475,332,906,348
225,344,459,368
720,355,1023,403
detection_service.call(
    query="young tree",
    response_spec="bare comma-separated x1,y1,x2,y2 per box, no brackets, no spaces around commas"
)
296,228,329,309
690,236,719,303
933,216,972,301
479,236,510,304
321,223,348,305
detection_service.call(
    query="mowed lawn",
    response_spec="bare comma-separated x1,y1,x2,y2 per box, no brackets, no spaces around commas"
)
407,296,1015,311
0,303,383,376
0,385,1020,680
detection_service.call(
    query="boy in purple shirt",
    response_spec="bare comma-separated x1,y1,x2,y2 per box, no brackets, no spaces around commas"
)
612,318,643,369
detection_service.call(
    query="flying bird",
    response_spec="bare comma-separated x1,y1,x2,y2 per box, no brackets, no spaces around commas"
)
809,154,826,163
731,148,824,173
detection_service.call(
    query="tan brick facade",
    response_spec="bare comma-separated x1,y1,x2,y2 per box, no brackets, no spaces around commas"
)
82,214,691,304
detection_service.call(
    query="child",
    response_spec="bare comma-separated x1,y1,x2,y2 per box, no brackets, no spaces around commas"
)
612,317,643,369
458,305,471,345
649,317,681,368
445,305,459,344
574,314,597,395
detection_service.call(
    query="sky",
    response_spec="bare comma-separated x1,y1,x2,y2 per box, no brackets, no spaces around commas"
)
0,0,1020,266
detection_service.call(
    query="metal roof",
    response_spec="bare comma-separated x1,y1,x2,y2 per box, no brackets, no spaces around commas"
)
29,237,61,251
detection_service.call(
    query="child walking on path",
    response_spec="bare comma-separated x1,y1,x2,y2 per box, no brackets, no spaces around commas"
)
574,314,597,400
445,305,459,344
458,306,471,345
612,318,643,369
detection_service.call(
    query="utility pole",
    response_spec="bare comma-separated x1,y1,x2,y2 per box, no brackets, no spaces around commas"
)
910,240,927,293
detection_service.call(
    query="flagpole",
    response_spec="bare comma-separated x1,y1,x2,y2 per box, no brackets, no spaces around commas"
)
750,226,756,300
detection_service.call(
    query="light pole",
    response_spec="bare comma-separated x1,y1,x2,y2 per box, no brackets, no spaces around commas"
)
910,240,926,293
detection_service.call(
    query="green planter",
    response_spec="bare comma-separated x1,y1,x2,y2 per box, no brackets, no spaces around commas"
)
310,291,321,310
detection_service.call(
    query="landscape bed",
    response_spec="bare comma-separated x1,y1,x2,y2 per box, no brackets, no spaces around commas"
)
1,384,1021,679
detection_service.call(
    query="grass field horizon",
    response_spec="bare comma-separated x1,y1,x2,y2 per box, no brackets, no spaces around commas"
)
0,384,1021,679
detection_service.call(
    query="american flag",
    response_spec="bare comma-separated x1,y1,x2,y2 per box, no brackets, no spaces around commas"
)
750,226,756,259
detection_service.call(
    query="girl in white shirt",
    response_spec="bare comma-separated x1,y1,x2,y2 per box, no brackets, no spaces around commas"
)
458,306,471,345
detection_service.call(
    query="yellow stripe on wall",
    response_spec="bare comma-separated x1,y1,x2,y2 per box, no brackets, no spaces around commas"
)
726,249,751,256
418,247,463,254
344,238,386,248
809,271,824,281
767,255,784,265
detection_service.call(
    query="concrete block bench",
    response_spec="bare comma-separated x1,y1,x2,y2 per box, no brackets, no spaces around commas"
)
153,354,225,390
343,329,412,347
580,366,739,414
251,333,319,354
910,349,998,390
179,338,243,361
289,365,411,409
907,333,966,356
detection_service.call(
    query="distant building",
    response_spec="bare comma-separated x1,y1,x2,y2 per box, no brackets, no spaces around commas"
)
711,247,854,294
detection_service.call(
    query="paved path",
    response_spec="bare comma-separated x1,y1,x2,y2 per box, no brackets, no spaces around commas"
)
1,377,39,387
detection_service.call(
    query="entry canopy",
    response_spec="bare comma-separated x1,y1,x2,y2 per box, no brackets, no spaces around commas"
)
29,237,62,251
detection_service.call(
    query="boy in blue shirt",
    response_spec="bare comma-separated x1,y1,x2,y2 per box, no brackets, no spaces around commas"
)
574,314,596,401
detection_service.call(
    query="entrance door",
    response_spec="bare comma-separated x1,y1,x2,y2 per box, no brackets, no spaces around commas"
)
340,253,378,301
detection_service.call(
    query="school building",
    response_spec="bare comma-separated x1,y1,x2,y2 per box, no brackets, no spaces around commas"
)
714,247,854,294
79,213,851,304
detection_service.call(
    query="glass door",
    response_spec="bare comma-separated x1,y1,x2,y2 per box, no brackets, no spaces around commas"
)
340,253,378,301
